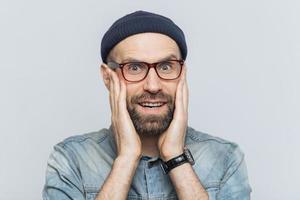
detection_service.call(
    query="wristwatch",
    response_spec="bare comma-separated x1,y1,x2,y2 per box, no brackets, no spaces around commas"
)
160,147,195,174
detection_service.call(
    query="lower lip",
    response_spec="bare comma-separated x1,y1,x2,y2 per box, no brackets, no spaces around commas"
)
137,103,167,114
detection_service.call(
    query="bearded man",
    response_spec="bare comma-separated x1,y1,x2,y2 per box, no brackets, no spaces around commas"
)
43,10,252,200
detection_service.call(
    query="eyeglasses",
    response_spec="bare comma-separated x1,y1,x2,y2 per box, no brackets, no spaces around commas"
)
107,59,184,82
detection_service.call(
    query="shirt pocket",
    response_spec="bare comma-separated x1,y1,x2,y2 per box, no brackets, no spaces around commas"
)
204,182,220,200
83,186,143,200
84,188,178,200
84,185,100,200
127,194,178,200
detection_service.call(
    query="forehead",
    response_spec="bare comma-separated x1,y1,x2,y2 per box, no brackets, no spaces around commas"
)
109,33,181,63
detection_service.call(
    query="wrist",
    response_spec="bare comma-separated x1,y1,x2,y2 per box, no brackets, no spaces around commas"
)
160,149,184,161
160,148,195,174
115,154,141,165
118,149,142,160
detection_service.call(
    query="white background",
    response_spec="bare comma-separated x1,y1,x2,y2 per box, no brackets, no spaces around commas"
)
0,0,299,199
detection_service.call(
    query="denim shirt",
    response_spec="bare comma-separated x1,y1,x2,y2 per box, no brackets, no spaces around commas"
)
43,126,251,200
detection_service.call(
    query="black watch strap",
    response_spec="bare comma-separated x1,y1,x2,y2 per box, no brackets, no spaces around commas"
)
160,148,195,174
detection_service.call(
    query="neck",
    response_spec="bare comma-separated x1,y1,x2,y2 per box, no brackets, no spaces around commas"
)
139,134,160,158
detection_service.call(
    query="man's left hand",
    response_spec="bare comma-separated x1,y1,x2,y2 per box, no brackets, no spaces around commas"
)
158,66,189,161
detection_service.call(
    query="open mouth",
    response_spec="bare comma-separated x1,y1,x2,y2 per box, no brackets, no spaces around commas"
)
138,101,167,108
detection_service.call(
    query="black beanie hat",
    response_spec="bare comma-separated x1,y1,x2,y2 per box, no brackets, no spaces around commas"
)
101,10,187,63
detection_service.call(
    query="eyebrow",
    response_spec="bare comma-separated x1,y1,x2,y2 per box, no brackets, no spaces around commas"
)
121,54,180,63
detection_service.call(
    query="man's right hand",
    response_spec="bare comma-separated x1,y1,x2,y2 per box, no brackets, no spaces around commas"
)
96,66,142,200
108,68,142,160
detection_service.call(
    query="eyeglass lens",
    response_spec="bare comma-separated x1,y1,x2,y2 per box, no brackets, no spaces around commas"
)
122,60,182,81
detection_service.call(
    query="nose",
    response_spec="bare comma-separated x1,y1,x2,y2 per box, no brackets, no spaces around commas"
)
143,68,162,93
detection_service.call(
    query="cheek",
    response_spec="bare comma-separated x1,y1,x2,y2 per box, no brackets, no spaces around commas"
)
115,69,137,100
125,83,143,104
116,69,125,81
162,82,177,97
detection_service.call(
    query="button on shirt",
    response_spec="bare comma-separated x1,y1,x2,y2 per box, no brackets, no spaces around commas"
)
43,127,251,200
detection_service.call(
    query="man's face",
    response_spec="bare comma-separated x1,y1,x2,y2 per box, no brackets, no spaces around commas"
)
107,33,183,136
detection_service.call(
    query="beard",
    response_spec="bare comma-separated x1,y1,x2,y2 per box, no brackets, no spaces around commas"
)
127,91,174,136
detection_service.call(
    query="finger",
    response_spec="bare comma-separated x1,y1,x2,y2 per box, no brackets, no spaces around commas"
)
174,70,185,118
182,67,189,113
108,71,114,112
109,73,120,141
119,78,127,113
110,70,120,103
110,71,120,114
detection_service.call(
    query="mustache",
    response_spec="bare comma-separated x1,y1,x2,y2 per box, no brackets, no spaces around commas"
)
130,91,173,104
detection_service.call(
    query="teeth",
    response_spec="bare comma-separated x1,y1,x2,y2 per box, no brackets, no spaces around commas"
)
141,102,164,107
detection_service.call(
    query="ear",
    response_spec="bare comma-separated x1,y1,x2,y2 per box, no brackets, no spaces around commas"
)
100,63,111,90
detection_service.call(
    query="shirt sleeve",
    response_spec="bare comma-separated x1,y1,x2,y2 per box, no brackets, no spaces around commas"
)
42,143,85,200
216,145,252,200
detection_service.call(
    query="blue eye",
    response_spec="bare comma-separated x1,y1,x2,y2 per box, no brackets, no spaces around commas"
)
125,63,146,74
158,61,174,73
129,64,141,71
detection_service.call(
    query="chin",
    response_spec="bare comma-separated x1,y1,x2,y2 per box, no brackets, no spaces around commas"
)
137,122,168,136
129,109,173,136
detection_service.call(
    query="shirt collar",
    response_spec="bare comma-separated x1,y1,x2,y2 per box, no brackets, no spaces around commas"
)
106,125,192,164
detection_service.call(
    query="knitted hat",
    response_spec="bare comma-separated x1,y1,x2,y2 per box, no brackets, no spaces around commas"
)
101,10,187,63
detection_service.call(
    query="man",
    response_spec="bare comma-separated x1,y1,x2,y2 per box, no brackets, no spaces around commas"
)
43,11,251,200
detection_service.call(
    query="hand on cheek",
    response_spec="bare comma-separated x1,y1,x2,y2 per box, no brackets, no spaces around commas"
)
108,69,142,160
158,66,189,161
